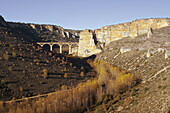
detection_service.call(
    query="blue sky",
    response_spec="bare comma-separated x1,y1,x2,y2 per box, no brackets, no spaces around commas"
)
0,0,170,30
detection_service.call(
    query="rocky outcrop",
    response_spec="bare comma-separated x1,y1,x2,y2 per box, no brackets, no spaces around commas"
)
0,16,7,27
78,29,102,57
78,18,170,57
29,24,64,33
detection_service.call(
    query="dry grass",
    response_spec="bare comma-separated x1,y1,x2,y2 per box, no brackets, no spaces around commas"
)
0,60,137,113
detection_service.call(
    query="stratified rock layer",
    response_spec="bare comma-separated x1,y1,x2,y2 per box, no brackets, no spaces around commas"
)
78,18,170,57
78,29,102,57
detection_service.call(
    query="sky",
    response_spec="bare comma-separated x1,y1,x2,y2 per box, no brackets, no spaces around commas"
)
0,0,170,30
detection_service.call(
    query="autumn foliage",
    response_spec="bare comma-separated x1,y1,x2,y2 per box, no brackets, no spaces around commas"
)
0,60,137,113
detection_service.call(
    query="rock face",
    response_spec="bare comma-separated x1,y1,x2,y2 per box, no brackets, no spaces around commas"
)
29,24,64,33
0,15,7,27
78,29,102,57
78,18,170,57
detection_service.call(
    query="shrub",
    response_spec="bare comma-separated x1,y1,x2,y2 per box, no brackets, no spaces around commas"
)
144,87,149,92
34,59,40,63
1,80,5,84
20,87,23,92
9,44,13,48
95,107,100,113
58,75,62,78
64,67,67,71
42,69,48,78
70,63,73,67
64,73,68,78
158,85,162,89
130,88,136,96
46,60,49,63
80,71,84,77
162,78,166,81
81,66,84,70
42,74,47,78
3,54,9,60
8,66,12,72
43,69,48,74
12,52,17,58
40,81,42,84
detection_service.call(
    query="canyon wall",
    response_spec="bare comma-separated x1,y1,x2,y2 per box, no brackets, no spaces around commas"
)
1,16,170,57
78,18,170,57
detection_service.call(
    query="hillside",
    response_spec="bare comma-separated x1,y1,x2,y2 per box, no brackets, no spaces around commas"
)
0,16,95,101
92,26,170,112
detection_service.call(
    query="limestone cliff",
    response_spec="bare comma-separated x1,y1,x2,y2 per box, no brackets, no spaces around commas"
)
78,29,102,57
78,18,170,57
